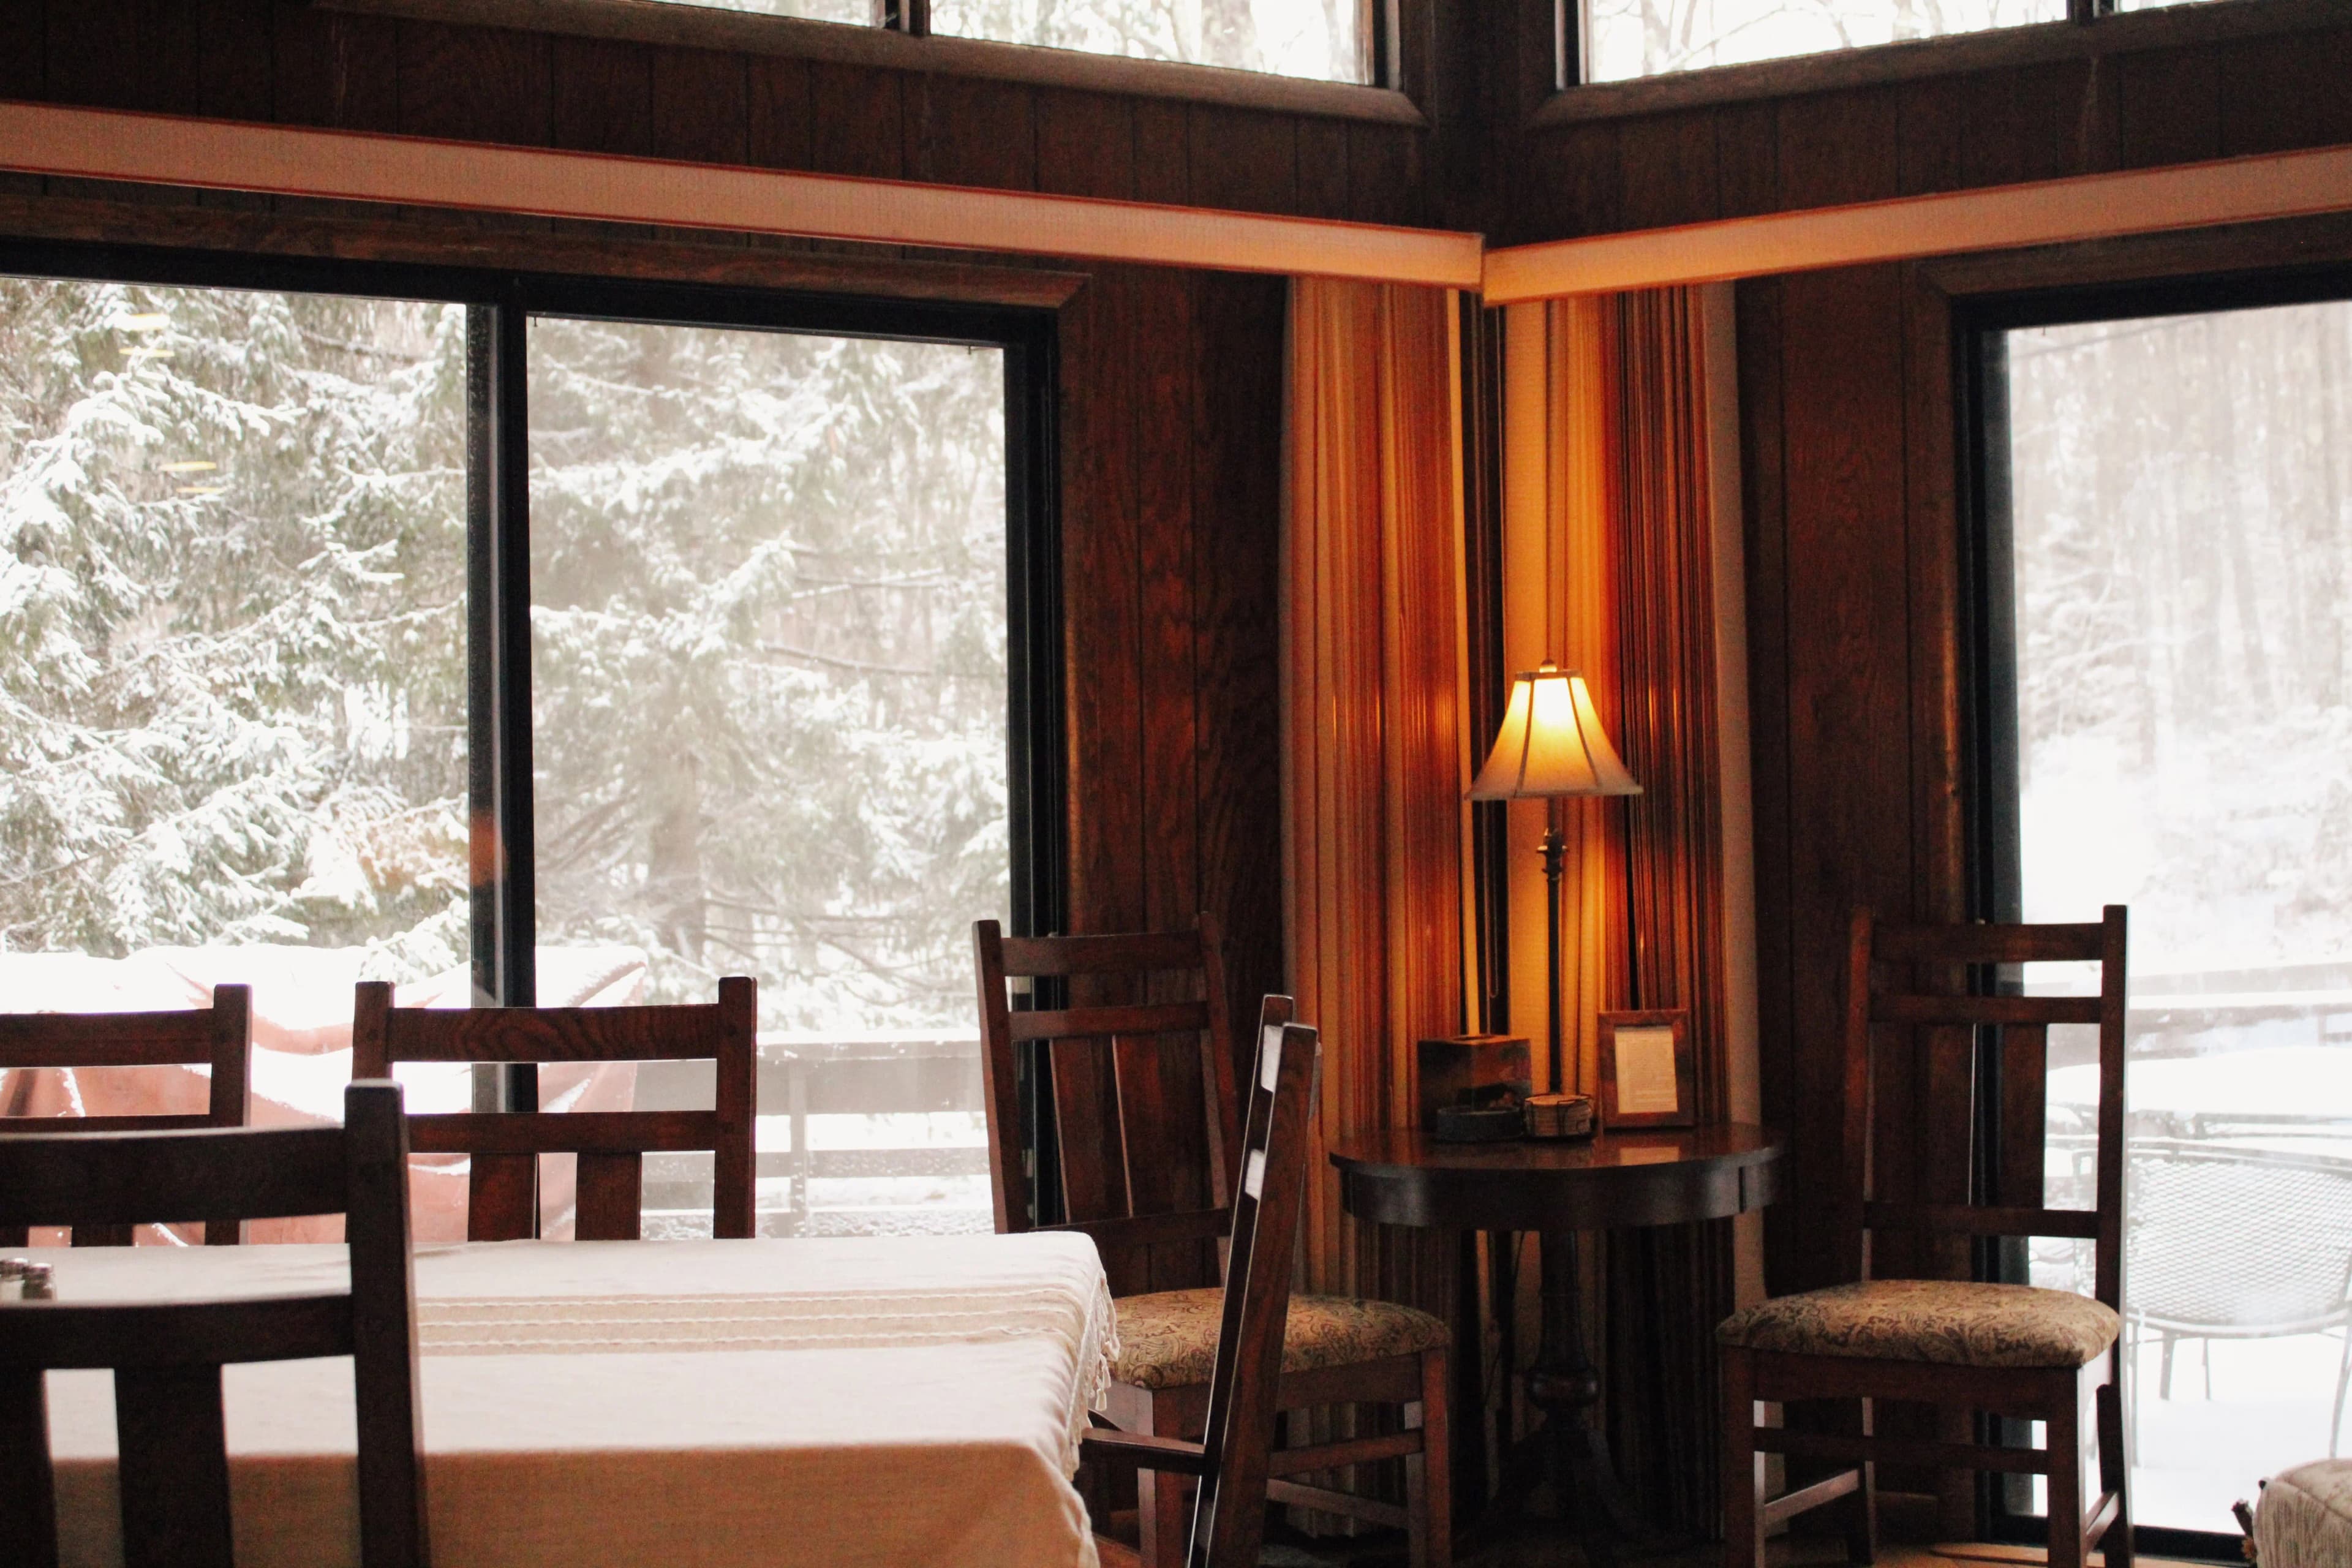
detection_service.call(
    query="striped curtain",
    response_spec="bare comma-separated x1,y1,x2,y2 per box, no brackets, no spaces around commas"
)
1505,285,1750,1533
1280,276,1472,1313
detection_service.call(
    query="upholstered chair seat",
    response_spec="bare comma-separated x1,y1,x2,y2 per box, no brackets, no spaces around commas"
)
1112,1289,1450,1390
1718,1278,2121,1370
2256,1459,2352,1568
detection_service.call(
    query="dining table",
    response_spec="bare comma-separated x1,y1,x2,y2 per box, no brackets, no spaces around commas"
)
15,1232,1116,1568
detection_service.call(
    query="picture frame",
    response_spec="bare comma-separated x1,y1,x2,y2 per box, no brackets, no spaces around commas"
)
1596,1009,1695,1129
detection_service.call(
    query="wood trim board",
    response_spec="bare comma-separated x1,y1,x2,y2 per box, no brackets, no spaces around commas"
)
1483,143,2352,301
0,101,1483,288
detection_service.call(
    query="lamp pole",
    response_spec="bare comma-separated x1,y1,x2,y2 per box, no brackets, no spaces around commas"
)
1540,821,1566,1096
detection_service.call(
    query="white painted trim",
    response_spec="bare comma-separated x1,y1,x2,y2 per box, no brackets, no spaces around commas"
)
0,100,1484,288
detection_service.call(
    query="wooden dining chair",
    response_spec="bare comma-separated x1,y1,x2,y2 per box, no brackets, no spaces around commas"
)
1717,906,2131,1568
0,984,253,1247
974,921,1450,1568
0,1079,428,1568
1082,1012,1321,1568
352,977,756,1241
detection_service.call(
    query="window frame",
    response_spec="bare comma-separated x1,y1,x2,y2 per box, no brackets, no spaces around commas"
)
1536,0,2340,125
314,0,1428,122
1958,257,2352,1562
0,236,1068,1112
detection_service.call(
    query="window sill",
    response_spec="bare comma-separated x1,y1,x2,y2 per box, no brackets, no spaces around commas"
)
1530,0,2346,127
315,0,1427,127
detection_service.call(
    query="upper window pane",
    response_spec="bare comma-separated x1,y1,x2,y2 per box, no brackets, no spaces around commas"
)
933,0,1368,84
1580,0,2064,83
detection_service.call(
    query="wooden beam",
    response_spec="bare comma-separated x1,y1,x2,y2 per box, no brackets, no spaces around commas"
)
0,101,1483,288
1484,143,2352,301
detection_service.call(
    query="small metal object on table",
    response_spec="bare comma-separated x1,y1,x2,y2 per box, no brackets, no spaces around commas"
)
1330,1123,1785,1565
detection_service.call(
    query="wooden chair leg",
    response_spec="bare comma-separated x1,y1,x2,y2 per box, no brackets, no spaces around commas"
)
1137,1392,1191,1568
2046,1379,2086,1568
1404,1346,1452,1568
1845,1396,1877,1566
1722,1347,1763,1568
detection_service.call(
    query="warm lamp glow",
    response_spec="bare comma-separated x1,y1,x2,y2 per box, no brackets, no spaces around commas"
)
1467,663,1641,801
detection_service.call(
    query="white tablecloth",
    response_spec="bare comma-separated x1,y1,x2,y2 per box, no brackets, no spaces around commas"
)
15,1235,1113,1568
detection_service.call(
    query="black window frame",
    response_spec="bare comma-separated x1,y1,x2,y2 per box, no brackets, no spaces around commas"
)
0,235,1067,1117
1959,257,2352,1563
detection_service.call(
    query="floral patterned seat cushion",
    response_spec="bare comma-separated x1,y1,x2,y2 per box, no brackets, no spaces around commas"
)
1110,1288,1449,1391
2258,1460,2352,1568
1716,1279,2120,1369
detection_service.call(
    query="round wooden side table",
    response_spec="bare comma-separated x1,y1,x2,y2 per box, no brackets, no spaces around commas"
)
1330,1123,1786,1564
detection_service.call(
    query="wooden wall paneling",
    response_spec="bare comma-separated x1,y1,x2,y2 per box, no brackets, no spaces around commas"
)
1775,262,1912,1295
2114,45,2222,171
804,61,906,181
1131,100,1191,207
1902,265,1967,939
551,36,653,156
1714,100,1781,221
1130,265,1210,1288
1773,85,1900,209
907,74,1038,192
1616,108,1721,233
1735,274,1795,1293
1295,117,1352,221
396,21,551,147
746,55,815,170
650,45,751,166
1183,105,1298,216
2216,25,2352,157
45,0,141,111
0,4,40,106
1346,122,1425,229
199,0,274,123
271,4,399,134
1190,271,1288,1103
1895,74,1974,198
1033,89,1137,203
138,0,206,118
1518,118,1622,244
1963,59,2112,189
1057,263,1146,1272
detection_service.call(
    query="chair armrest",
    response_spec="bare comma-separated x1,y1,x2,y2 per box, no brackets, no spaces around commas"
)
1080,1429,1213,1477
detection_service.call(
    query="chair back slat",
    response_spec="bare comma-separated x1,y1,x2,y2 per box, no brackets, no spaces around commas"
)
1190,1006,1319,1568
0,1081,426,1568
973,917,1240,1298
0,986,253,1246
1844,905,2127,1311
353,976,756,1241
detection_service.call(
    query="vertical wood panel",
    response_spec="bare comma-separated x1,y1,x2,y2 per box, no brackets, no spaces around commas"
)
1616,108,1719,232
1776,262,1912,1292
1347,122,1425,228
1714,100,1781,220
2116,46,2222,170
551,36,653,157
2217,26,2352,157
0,4,41,105
907,74,1036,191
806,62,905,180
1185,105,1298,215
1193,271,1289,1090
651,46,750,165
1775,86,1900,209
1132,100,1191,206
271,5,398,132
747,55,814,170
198,0,274,124
46,0,142,111
1295,118,1352,221
1033,89,1138,202
396,22,550,146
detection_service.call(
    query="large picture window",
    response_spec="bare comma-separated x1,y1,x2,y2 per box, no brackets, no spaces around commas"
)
0,251,1060,1245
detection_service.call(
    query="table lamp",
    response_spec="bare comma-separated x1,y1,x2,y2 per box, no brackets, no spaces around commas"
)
1467,662,1641,1095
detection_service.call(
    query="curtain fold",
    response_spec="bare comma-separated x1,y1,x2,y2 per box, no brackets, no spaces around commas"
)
1281,277,1469,1311
1506,286,1743,1533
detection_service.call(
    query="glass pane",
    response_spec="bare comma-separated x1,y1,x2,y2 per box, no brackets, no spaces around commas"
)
1581,0,2064,83
932,0,1367,84
637,0,873,23
528,318,1008,1240
2008,301,2352,1531
0,277,470,1240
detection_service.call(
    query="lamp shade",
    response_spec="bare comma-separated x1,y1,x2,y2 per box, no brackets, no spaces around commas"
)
1467,663,1642,801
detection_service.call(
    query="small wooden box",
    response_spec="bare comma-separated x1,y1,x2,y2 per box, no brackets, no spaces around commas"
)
1417,1034,1532,1131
